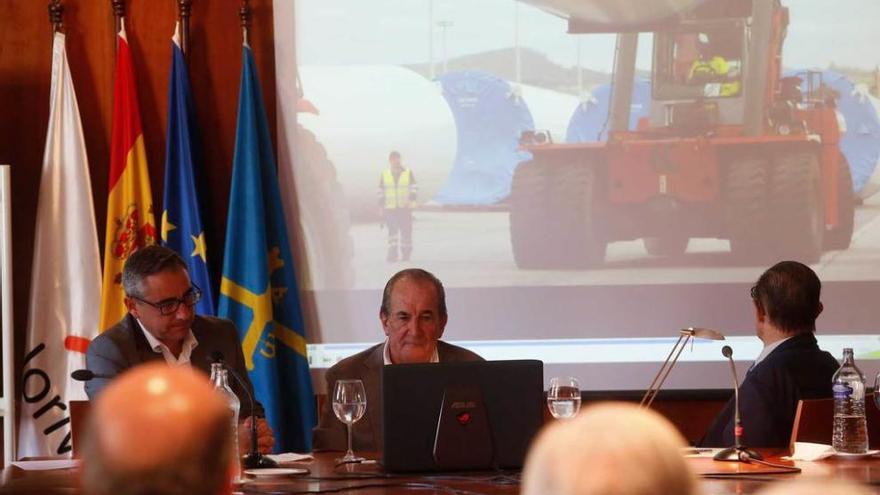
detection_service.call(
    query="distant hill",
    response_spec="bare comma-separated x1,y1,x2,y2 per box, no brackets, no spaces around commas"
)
405,47,616,95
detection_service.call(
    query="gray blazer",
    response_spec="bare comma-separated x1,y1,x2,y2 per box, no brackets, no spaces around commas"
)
312,340,483,452
86,313,263,417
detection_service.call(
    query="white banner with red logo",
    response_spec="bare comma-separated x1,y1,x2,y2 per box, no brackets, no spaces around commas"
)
18,33,102,458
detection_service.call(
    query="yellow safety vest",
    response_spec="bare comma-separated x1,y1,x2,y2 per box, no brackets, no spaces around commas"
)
382,169,412,209
689,56,741,97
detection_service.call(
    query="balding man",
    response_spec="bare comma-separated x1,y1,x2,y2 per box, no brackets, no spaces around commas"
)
521,403,698,495
312,268,483,452
81,363,233,495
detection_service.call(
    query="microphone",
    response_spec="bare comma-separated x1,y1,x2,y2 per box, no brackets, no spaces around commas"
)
210,352,277,469
71,369,114,381
713,345,763,462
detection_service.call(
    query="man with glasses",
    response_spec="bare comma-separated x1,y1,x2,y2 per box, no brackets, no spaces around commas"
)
86,245,274,453
700,261,840,448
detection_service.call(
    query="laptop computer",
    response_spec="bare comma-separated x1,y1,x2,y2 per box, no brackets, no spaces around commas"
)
381,359,544,472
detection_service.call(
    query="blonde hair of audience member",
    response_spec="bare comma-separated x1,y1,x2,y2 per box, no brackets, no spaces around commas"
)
81,363,233,495
521,402,697,495
755,479,873,495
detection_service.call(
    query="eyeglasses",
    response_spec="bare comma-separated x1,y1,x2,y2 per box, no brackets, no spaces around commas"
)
750,285,759,300
130,285,202,316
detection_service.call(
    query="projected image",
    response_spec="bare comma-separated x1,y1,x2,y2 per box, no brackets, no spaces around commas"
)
274,0,880,390
279,0,880,292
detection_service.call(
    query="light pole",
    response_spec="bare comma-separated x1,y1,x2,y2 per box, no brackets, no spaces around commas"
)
436,20,454,75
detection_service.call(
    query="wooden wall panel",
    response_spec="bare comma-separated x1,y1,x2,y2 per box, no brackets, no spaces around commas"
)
0,0,276,403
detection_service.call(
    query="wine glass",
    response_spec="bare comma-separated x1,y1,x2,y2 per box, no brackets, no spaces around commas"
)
547,377,581,419
333,379,367,463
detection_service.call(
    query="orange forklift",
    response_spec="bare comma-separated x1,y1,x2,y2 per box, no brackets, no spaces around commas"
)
510,0,854,268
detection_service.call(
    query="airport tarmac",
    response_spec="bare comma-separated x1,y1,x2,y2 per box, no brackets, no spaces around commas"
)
348,195,880,289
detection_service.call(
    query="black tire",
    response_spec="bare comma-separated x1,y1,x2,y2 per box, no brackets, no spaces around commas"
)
291,126,355,289
723,156,770,262
643,236,689,257
824,153,855,250
767,150,824,263
552,161,607,268
509,161,553,269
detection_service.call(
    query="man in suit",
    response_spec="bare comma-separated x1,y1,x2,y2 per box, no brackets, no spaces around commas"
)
82,363,233,495
312,268,483,452
86,245,274,453
701,261,841,448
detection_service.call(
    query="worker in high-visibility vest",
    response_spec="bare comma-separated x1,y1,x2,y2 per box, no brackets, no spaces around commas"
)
378,151,418,262
688,33,741,97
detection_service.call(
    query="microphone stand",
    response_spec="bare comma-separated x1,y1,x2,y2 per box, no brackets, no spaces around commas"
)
714,345,762,462
211,354,277,469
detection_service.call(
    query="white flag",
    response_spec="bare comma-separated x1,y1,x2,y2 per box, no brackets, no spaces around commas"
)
18,33,101,458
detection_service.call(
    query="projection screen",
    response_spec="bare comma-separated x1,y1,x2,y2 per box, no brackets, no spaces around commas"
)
273,0,880,392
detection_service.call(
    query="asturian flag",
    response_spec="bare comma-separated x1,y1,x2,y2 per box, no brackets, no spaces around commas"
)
18,32,102,457
218,43,316,452
162,24,214,315
99,23,157,331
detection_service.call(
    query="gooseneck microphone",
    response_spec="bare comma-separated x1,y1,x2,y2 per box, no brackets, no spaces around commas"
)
210,351,277,469
713,345,763,462
71,369,113,381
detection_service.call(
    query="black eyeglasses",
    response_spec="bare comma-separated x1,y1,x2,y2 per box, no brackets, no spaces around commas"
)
750,285,759,300
130,285,202,316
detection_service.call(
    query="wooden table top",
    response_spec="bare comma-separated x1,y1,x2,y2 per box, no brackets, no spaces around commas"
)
4,450,880,494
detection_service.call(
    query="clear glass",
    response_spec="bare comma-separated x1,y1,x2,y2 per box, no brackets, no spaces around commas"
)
547,376,581,419
333,379,367,463
210,363,242,479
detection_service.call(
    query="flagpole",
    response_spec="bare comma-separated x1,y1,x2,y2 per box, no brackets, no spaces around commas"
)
48,0,63,34
112,0,124,33
240,0,251,48
177,0,191,59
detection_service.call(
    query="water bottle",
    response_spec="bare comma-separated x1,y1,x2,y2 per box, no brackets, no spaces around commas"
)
832,348,869,453
210,363,242,479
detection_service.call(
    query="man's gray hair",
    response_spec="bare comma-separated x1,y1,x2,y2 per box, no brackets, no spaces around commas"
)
380,268,447,318
121,245,188,298
522,402,698,495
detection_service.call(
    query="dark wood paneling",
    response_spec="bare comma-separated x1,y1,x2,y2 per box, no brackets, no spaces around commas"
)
0,0,276,403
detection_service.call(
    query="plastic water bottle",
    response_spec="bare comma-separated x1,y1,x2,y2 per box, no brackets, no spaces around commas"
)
832,348,868,453
210,363,242,479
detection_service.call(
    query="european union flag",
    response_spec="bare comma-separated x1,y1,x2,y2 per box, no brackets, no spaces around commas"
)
162,30,215,315
218,44,316,452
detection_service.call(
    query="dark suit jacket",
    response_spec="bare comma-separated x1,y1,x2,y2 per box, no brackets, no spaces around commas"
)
86,313,263,417
700,332,840,448
312,341,484,452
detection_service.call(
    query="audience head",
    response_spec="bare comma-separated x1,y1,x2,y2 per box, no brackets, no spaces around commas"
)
121,245,198,348
751,260,823,336
755,479,873,495
521,402,697,495
82,363,233,495
379,268,448,364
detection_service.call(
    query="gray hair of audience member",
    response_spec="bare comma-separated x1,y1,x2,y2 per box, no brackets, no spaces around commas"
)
121,245,188,298
521,402,698,495
755,479,873,495
380,268,447,318
81,363,233,495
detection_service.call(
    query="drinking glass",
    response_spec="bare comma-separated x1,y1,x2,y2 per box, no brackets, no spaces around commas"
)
333,379,367,463
547,376,581,419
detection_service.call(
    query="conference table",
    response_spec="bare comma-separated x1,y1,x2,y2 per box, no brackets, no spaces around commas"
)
4,450,880,494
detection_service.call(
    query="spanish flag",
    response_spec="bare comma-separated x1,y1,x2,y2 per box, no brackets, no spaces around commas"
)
99,26,157,331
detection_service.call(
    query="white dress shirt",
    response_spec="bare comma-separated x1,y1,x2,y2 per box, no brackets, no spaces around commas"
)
136,318,199,367
382,338,440,365
751,336,792,371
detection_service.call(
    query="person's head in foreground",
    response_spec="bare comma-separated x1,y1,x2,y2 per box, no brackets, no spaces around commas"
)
521,402,698,495
751,260,823,343
755,478,873,495
82,363,233,495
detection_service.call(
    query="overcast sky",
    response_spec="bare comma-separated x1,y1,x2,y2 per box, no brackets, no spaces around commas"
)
293,0,880,72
